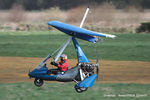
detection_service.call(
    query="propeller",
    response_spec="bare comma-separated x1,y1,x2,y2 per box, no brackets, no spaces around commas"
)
95,47,99,80
28,67,31,79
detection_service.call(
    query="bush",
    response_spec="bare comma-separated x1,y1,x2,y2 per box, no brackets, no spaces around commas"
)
44,7,66,22
8,4,26,22
66,3,116,25
137,22,150,33
66,6,87,23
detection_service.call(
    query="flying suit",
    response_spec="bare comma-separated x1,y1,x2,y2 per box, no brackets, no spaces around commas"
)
57,59,68,71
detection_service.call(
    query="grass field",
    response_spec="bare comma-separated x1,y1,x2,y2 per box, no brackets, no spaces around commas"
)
0,31,150,61
0,57,150,99
0,31,150,100
0,82,150,100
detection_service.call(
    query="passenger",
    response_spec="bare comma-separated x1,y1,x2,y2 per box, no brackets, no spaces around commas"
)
48,54,69,74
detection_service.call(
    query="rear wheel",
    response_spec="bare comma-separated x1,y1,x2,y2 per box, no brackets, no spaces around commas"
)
34,78,44,87
75,88,88,93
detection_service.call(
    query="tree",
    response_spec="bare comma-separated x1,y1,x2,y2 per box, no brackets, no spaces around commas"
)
0,0,150,10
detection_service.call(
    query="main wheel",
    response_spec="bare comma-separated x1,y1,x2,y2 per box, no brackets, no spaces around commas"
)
81,88,88,91
75,88,83,93
34,78,44,87
75,88,88,93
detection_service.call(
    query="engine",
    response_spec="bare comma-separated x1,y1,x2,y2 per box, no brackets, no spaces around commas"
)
80,63,95,75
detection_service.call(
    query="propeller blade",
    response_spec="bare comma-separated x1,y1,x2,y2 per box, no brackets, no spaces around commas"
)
28,68,31,79
95,47,99,80
96,65,99,80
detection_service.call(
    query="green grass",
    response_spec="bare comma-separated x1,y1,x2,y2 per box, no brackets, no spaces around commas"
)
0,31,150,61
0,82,150,100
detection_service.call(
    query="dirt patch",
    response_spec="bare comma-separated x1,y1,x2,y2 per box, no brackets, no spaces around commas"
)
0,56,150,84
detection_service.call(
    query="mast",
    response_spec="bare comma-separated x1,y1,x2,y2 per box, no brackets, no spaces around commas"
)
80,7,89,28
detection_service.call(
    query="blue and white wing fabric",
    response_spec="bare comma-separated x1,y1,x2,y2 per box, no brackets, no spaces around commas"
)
48,21,116,43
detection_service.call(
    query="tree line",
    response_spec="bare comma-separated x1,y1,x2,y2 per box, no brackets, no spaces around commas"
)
0,0,150,10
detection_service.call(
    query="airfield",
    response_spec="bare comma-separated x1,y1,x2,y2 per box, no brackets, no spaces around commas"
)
1,56,150,84
1,1,150,99
0,31,150,100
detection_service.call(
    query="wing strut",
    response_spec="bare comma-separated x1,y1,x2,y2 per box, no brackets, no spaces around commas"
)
33,42,67,70
54,36,72,62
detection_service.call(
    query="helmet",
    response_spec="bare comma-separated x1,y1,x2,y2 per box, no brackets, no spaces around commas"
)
60,54,67,60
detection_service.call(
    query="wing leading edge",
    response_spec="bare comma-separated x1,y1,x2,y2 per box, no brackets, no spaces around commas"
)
48,21,116,43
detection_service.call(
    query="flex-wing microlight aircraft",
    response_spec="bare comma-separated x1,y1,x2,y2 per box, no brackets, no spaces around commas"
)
28,7,116,93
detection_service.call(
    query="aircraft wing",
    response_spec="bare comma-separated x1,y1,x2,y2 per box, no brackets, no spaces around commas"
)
48,21,116,43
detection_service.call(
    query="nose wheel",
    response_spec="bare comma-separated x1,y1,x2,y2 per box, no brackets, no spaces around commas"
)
34,78,44,87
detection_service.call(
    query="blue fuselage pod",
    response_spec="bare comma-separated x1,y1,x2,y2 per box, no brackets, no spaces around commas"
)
28,65,79,82
28,66,57,80
56,66,79,82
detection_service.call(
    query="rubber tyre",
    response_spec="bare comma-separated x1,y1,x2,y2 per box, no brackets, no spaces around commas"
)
75,88,88,93
81,88,88,91
34,78,44,87
75,88,83,93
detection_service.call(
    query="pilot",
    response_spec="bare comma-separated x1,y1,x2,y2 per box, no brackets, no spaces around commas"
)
48,54,69,74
